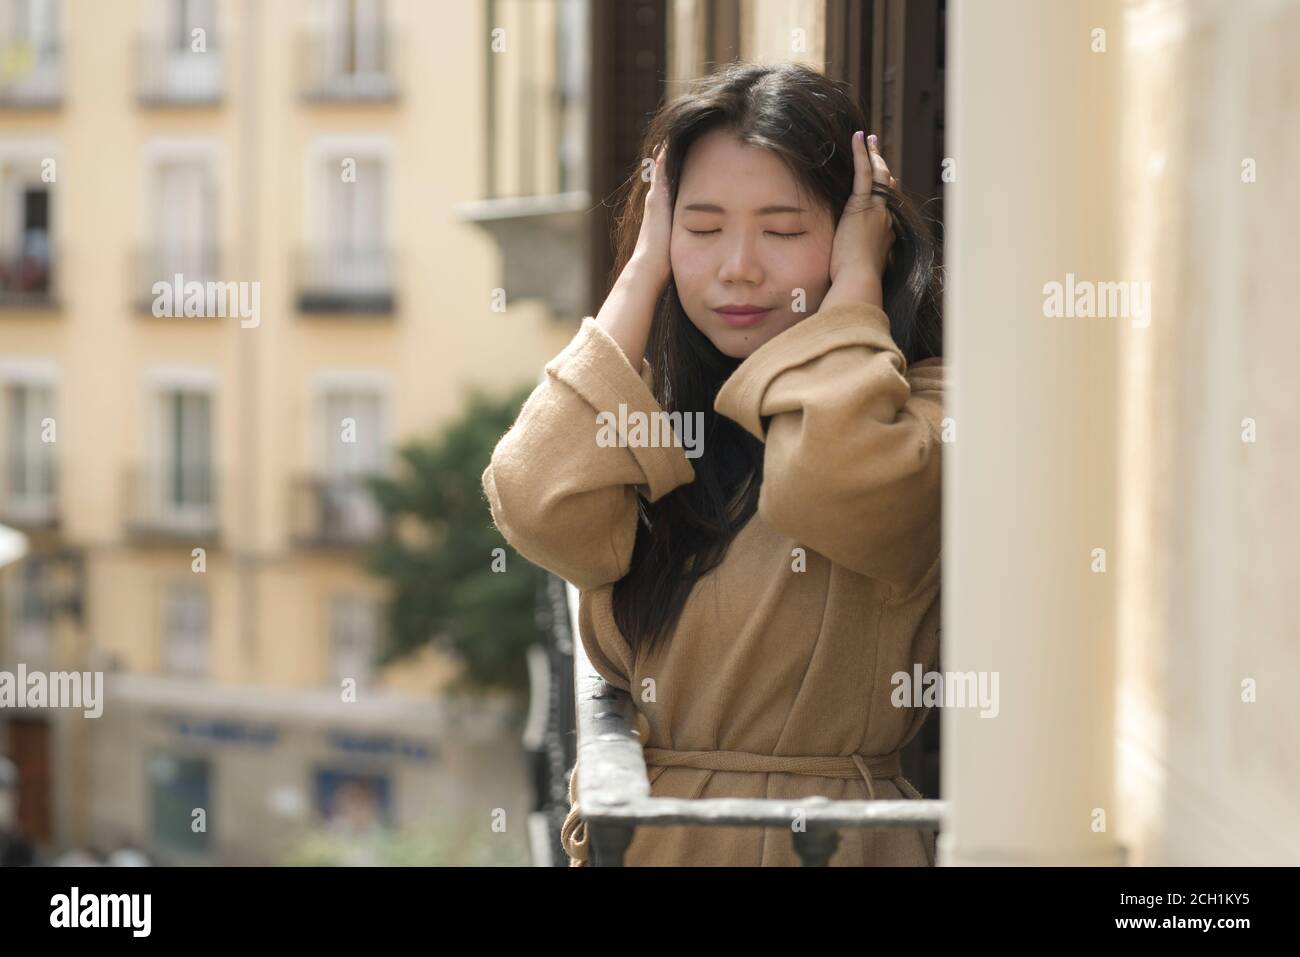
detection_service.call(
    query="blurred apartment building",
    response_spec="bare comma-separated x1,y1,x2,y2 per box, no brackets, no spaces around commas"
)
0,0,591,864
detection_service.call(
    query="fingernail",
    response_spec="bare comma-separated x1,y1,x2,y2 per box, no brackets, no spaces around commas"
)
868,133,877,147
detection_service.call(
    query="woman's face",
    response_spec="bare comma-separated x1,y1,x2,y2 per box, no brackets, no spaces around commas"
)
670,129,836,359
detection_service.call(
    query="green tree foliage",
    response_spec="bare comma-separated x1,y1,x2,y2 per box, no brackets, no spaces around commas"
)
363,387,547,695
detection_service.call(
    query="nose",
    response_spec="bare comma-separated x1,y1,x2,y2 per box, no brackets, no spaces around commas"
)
717,230,764,286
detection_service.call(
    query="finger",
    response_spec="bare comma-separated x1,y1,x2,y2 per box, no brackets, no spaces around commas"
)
866,133,892,188
851,131,871,197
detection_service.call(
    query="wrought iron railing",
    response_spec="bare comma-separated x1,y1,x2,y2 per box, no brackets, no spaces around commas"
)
135,35,224,105
0,454,57,527
123,466,220,541
133,244,222,313
295,245,396,315
0,244,57,308
0,40,60,107
289,475,386,548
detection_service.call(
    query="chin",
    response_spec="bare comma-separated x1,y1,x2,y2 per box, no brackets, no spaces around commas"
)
708,327,769,359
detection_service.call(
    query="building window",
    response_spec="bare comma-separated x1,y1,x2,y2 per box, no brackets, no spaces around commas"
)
0,0,61,107
139,154,218,305
329,594,378,688
169,0,212,51
148,751,212,854
313,767,391,832
556,0,590,194
6,553,53,668
162,580,209,677
157,388,213,521
303,0,395,101
318,386,385,541
293,378,389,546
298,151,392,312
2,380,55,523
138,0,221,104
130,372,218,539
322,387,384,475
0,157,54,304
329,156,386,285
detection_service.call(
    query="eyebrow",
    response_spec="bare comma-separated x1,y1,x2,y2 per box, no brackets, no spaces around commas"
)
682,203,805,215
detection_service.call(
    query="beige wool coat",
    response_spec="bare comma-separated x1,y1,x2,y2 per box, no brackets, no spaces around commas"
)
482,300,945,866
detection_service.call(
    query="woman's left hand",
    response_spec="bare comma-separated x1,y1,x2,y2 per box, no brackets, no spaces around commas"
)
823,131,896,309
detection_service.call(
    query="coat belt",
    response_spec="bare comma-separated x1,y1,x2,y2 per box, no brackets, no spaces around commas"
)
641,747,902,800
562,746,905,866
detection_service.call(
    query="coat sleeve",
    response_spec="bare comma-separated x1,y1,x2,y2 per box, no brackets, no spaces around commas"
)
714,301,944,593
482,316,697,591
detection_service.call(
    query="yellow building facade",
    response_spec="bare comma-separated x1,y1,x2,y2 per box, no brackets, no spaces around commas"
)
0,0,580,864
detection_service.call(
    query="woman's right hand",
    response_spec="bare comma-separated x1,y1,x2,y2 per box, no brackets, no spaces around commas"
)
597,143,673,369
627,142,674,290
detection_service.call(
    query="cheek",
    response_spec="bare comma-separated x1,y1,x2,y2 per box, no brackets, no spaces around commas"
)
669,240,706,298
779,245,832,291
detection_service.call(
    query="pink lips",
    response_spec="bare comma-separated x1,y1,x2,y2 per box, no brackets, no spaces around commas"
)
715,305,771,328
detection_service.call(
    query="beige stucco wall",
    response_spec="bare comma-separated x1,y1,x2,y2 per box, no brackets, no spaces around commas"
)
1116,0,1300,865
947,0,1300,866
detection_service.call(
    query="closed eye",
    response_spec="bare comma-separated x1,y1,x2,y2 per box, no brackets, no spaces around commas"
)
685,229,806,240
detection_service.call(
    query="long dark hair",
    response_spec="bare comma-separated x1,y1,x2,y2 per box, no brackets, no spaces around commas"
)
608,61,942,659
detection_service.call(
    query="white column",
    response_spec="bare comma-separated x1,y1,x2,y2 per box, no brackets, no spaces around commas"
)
942,0,1124,866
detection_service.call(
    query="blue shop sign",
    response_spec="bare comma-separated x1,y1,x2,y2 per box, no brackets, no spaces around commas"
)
327,730,436,762
168,716,281,747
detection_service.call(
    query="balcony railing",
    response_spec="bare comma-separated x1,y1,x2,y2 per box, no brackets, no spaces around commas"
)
133,244,223,314
135,35,224,105
295,245,395,314
290,475,387,548
0,243,57,308
124,466,219,541
0,455,57,528
0,41,60,107
562,580,948,865
299,26,398,102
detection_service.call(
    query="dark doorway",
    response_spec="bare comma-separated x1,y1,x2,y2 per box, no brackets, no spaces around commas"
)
7,717,53,844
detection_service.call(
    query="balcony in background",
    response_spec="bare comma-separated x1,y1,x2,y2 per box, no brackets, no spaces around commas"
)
132,244,222,314
0,455,57,529
0,41,60,108
124,466,219,542
289,475,387,549
295,245,395,315
1,555,56,673
299,26,398,103
455,192,590,320
0,241,57,310
135,35,224,106
459,0,590,319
